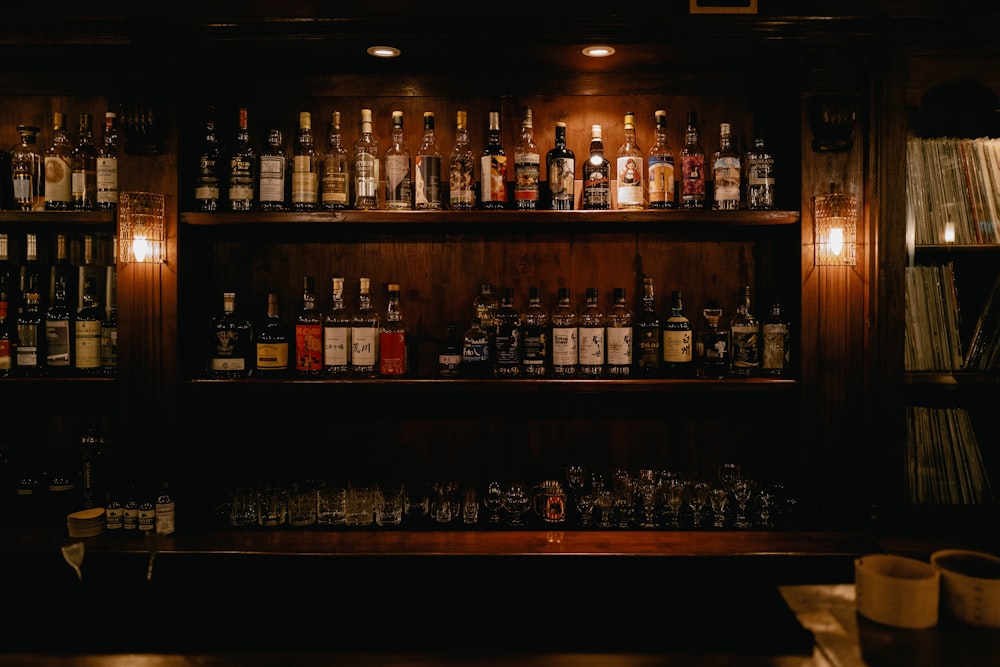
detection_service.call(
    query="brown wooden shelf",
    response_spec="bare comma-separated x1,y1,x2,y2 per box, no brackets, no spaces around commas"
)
0,211,115,226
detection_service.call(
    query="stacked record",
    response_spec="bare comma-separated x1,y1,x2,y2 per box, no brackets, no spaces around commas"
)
67,507,106,538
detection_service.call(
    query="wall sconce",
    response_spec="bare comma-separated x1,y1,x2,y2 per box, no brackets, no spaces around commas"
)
808,96,857,153
813,188,858,266
118,191,165,264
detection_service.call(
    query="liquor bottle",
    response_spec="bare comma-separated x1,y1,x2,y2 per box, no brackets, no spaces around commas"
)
257,128,287,211
448,110,476,210
206,291,253,379
320,111,350,210
616,111,644,210
11,125,44,211
547,121,576,210
137,488,156,532
415,111,443,210
16,234,44,376
712,122,741,210
513,106,540,210
105,486,123,530
680,111,706,209
255,292,290,377
291,111,321,210
460,317,491,378
73,274,102,377
44,111,73,210
353,109,380,210
194,104,224,212
322,276,351,377
122,485,139,530
662,290,693,378
730,284,760,377
101,260,117,377
154,482,175,535
71,112,98,210
45,234,73,374
438,321,462,378
79,420,107,509
295,275,323,376
744,125,776,210
648,109,676,209
578,287,605,378
350,277,379,378
479,111,507,210
521,286,550,378
550,287,578,378
696,302,729,379
582,124,611,210
606,287,633,378
635,276,661,377
492,286,522,378
379,283,407,377
384,110,412,210
95,111,119,211
761,295,790,377
0,235,12,377
228,107,256,211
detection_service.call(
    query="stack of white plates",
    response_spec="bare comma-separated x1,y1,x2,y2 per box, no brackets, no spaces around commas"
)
67,507,106,538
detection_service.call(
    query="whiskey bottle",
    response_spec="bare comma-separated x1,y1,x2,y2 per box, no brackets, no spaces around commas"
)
384,110,412,210
228,107,256,211
492,286,522,378
546,121,576,210
257,128,288,211
647,110,676,209
521,286,550,378
353,109,380,210
513,106,540,210
680,111,706,209
154,482,175,535
350,277,379,378
448,110,476,210
438,321,462,378
194,104,224,212
635,276,661,377
743,125,776,210
11,125,44,211
606,287,633,378
578,287,606,378
460,317,492,378
206,291,253,379
295,275,323,376
44,234,73,374
320,111,350,210
101,260,117,377
616,111,644,210
379,283,407,377
15,234,44,376
415,111,443,210
71,112,98,210
761,295,790,377
122,485,139,530
661,290,693,378
44,112,73,210
137,489,156,533
479,111,507,210
255,292,290,378
0,235,12,377
551,287,578,378
582,124,611,210
95,111,119,211
291,111,321,211
472,281,499,341
730,284,760,377
696,302,729,379
322,276,351,377
73,274,102,377
711,122,741,210
79,420,107,509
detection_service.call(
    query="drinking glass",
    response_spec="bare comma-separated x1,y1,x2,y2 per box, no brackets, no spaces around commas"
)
611,468,636,527
732,478,756,528
483,480,505,524
575,486,598,527
504,481,531,526
686,481,710,527
663,478,686,527
709,487,729,527
635,469,660,528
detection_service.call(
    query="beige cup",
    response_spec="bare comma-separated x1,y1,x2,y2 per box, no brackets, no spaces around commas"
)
931,549,1000,628
855,554,940,629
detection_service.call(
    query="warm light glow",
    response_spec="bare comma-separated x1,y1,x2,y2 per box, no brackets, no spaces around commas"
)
944,222,956,243
813,191,858,267
132,236,150,262
118,192,165,264
367,45,401,58
582,45,616,57
829,227,845,256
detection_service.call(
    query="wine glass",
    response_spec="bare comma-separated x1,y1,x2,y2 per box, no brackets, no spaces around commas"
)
611,468,636,527
482,480,505,524
664,478,686,527
565,465,587,521
575,486,598,527
686,480,710,527
708,487,729,527
732,477,756,528
503,481,531,526
634,469,661,528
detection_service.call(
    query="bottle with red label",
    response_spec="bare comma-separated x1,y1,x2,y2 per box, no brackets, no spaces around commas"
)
379,283,407,377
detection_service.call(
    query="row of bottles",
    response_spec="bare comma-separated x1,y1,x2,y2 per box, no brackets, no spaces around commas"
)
192,105,776,213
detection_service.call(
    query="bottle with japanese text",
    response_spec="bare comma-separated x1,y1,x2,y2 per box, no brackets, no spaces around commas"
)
44,112,73,210
744,125,776,210
15,234,43,376
385,110,412,210
521,286,550,378
44,234,72,374
291,111,320,210
448,110,476,210
96,112,119,211
353,109,380,210
73,274,102,377
461,317,491,378
513,106,540,210
11,125,44,211
321,111,350,210
323,277,351,377
761,295,790,377
295,275,323,376
473,282,498,344
635,276,661,377
255,292,290,377
71,112,98,210
680,111,706,209
207,291,253,378
101,260,117,377
662,290,693,378
415,111,443,210
582,124,611,210
606,287,633,378
696,303,729,379
379,283,407,377
551,287,578,378
730,284,760,377
712,122,741,210
350,277,379,377
479,111,507,209
547,121,576,210
493,287,522,378
578,287,606,378
648,109,676,208
228,107,256,211
438,321,462,378
194,105,224,211
616,111,644,210
257,128,287,211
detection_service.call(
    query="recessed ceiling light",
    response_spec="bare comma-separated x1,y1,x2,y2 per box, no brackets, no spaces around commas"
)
367,45,401,58
582,45,616,58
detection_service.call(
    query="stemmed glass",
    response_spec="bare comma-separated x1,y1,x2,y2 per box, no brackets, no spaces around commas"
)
612,469,636,527
732,477,756,528
565,465,587,522
504,481,532,526
663,477,687,527
686,480,710,527
483,480,505,524
708,487,729,527
635,469,661,528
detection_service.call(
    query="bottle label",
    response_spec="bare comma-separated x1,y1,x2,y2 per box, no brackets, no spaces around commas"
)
731,325,760,371
355,154,378,198
494,326,521,370
662,328,692,363
74,321,101,369
648,156,675,205
351,327,378,367
616,157,643,207
514,152,540,202
106,505,123,529
155,501,175,535
637,328,661,371
379,331,406,376
96,157,118,204
385,155,412,208
321,168,349,206
323,326,351,367
45,319,71,366
713,156,741,204
138,506,156,531
449,157,475,207
123,507,138,530
762,324,789,371
552,326,578,366
256,342,289,370
101,325,118,367
16,344,37,369
578,326,605,368
0,340,10,370
415,155,442,208
292,158,318,204
606,327,632,367
259,154,286,203
480,155,508,203
228,156,254,204
522,326,548,369
682,155,706,200
549,157,576,204
295,324,323,372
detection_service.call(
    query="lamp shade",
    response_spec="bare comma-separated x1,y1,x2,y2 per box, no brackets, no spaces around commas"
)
813,192,857,266
118,191,165,263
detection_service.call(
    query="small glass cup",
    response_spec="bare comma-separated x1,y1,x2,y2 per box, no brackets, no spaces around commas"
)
375,481,405,527
316,482,347,527
287,482,318,527
257,484,288,527
344,484,375,527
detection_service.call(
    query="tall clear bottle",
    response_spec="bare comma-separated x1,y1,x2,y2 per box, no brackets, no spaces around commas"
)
350,277,379,377
95,111,119,211
384,110,412,210
320,111,350,210
711,122,741,210
680,111,706,209
479,111,507,210
647,109,676,209
761,295,790,377
291,111,320,210
616,111,644,210
353,109,380,210
513,106,540,210
228,107,256,211
730,284,760,377
743,125,776,210
11,125,44,211
582,124,611,210
415,111,443,210
379,283,407,377
15,234,43,376
635,276,661,377
44,112,73,210
661,290,693,378
73,274,102,377
255,292,290,378
206,291,253,379
257,128,287,211
295,275,323,376
547,121,576,210
521,286,549,378
550,287,578,378
322,276,351,377
606,287,633,378
578,287,606,378
194,105,224,211
448,110,476,210
492,287,522,378
71,112,98,210
45,234,73,375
